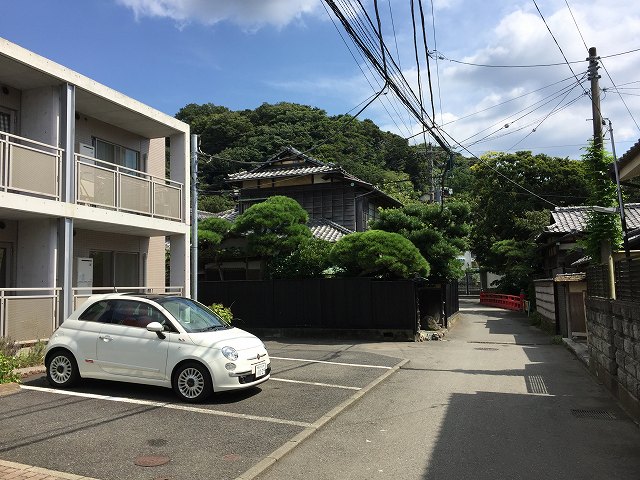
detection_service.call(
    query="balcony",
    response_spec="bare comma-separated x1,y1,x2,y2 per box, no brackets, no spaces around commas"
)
0,131,62,200
75,154,183,221
0,288,60,343
0,130,184,222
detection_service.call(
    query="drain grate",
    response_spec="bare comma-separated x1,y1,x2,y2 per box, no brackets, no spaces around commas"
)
474,347,499,351
570,409,617,420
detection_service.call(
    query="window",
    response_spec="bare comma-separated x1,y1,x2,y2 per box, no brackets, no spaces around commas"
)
0,107,16,133
95,138,141,171
79,300,112,323
90,251,139,288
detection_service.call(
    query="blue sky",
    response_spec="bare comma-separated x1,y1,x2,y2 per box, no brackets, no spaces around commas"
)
3,0,640,160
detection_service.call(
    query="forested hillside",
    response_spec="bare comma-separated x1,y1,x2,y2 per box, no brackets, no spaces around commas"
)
176,101,460,206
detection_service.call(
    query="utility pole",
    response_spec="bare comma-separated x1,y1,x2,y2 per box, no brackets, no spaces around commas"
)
190,134,198,301
587,47,603,149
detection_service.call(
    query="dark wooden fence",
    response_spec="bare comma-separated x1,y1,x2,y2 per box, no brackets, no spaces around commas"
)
614,258,640,303
586,264,610,298
198,278,459,340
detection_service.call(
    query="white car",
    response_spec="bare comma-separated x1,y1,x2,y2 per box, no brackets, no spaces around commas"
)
44,294,270,402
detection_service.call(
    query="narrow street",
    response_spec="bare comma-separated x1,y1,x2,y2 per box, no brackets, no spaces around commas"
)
257,297,640,480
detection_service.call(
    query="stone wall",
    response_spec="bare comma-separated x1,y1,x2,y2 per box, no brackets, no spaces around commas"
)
586,297,640,421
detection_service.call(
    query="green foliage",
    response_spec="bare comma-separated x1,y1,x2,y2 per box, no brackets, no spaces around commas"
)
16,340,46,368
233,196,312,271
198,217,233,277
370,200,471,281
176,101,421,197
270,238,334,279
330,230,430,279
198,194,235,214
209,303,233,325
0,352,20,384
468,151,589,293
581,142,622,263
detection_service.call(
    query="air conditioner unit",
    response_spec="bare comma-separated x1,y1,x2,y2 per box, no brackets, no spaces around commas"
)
78,143,95,158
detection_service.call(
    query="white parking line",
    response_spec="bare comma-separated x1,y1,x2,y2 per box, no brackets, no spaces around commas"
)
269,377,361,390
19,385,312,428
270,356,393,369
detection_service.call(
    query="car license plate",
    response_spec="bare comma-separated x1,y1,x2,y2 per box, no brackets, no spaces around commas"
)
255,362,266,377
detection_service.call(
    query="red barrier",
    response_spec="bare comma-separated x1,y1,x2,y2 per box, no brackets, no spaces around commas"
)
479,292,524,311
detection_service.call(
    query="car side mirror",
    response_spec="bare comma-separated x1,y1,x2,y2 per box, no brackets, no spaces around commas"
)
146,321,166,339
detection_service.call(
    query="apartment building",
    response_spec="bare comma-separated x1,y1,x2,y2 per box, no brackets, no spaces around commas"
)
0,38,191,342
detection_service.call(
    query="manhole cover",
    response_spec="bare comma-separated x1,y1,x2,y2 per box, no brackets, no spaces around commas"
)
134,455,171,467
570,409,617,420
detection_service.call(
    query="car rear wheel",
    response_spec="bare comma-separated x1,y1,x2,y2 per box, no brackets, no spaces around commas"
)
46,350,80,388
172,362,212,403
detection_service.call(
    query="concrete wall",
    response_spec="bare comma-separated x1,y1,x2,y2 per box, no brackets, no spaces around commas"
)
21,86,60,146
586,298,640,422
16,219,57,289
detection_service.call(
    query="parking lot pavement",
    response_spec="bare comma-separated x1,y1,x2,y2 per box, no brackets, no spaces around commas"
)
0,343,405,480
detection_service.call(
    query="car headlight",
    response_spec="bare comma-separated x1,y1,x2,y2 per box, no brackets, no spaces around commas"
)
221,346,238,361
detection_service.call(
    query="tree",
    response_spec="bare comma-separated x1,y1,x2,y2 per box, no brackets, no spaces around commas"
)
198,194,235,213
233,196,312,274
370,200,471,282
198,217,233,279
468,151,589,291
330,230,430,279
270,238,333,279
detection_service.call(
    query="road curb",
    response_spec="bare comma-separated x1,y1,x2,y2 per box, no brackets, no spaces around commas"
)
234,357,410,480
0,459,101,480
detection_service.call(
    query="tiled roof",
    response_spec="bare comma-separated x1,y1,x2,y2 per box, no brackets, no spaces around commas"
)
227,164,335,181
210,208,352,242
619,138,640,168
308,218,353,242
543,203,640,235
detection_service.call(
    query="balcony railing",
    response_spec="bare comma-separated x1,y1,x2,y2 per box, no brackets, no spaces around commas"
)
75,154,183,221
0,288,60,343
0,132,62,200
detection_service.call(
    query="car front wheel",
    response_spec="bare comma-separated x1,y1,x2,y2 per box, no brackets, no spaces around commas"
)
46,350,80,388
172,362,213,403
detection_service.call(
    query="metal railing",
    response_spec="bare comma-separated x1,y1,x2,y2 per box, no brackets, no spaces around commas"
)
72,286,184,310
0,132,62,200
75,154,183,221
0,288,60,343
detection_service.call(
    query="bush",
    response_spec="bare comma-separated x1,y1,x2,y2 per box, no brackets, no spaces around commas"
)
16,340,46,368
210,303,233,325
0,336,19,358
0,352,20,384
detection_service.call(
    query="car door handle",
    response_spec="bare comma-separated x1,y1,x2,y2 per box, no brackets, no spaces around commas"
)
99,335,113,342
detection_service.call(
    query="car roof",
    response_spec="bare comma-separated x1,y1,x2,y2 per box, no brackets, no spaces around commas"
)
82,293,187,303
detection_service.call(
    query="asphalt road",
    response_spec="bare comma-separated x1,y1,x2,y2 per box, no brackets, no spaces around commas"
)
256,299,640,480
3,299,640,480
0,346,403,480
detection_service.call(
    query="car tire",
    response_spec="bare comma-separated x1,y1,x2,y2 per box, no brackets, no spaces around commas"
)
46,350,80,388
172,362,213,403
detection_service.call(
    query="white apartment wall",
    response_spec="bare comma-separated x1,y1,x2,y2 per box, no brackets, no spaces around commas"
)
147,236,166,287
20,86,59,146
75,115,150,166
16,219,57,288
148,137,165,178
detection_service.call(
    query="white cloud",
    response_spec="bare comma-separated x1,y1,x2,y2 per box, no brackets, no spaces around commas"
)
116,0,322,29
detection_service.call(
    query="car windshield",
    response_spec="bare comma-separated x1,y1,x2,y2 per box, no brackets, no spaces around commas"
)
155,297,229,333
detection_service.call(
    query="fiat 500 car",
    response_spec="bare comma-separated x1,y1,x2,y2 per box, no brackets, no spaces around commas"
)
44,294,270,402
